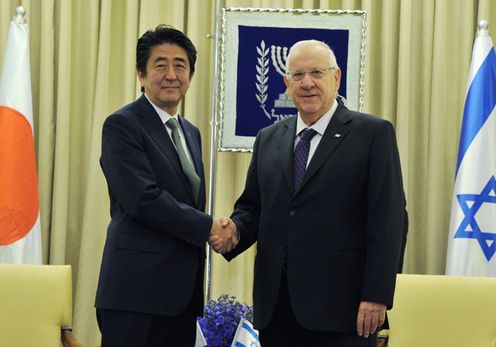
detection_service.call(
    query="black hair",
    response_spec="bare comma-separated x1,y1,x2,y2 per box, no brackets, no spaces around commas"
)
136,24,197,91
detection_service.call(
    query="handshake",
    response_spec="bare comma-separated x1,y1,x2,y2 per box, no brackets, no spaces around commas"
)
209,217,238,254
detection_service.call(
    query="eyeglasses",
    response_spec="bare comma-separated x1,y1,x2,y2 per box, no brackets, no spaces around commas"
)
286,67,335,81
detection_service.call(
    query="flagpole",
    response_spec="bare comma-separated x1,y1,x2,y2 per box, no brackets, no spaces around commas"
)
14,6,26,24
478,19,488,36
206,0,225,301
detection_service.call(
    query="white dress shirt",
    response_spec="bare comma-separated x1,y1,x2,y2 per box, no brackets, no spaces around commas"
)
294,99,338,168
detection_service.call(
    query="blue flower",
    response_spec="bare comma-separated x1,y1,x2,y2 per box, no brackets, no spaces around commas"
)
198,294,254,347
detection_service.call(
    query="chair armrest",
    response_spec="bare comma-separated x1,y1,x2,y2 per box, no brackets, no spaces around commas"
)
62,327,83,347
377,329,389,347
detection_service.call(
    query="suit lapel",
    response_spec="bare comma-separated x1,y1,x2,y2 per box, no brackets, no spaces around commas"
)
297,105,352,193
278,117,297,192
135,95,195,202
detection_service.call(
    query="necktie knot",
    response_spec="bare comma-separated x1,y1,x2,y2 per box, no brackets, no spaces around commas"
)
299,128,317,142
166,117,179,130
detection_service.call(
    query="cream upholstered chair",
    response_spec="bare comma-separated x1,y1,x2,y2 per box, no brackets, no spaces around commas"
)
0,264,82,347
385,274,496,347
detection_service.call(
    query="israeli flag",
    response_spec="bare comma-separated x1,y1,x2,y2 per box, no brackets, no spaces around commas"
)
446,20,496,276
195,321,207,347
231,318,260,347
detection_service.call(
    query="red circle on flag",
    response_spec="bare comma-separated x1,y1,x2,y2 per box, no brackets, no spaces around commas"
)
0,105,39,245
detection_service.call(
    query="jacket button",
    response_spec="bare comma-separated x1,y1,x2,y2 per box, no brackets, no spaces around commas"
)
289,210,296,216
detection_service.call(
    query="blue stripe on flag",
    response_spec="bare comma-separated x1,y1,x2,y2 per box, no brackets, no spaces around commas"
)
456,48,496,173
234,343,246,347
242,322,259,341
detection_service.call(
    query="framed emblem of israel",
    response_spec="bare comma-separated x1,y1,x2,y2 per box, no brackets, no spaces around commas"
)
216,7,366,152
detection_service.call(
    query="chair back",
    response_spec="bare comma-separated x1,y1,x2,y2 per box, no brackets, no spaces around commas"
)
0,264,73,347
387,274,496,347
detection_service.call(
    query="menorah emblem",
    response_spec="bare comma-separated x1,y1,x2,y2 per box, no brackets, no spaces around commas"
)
270,45,295,108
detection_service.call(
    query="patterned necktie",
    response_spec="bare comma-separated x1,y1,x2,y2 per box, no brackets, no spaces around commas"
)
166,118,201,202
293,128,317,191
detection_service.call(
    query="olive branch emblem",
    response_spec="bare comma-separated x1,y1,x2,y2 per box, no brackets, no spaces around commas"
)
255,40,271,119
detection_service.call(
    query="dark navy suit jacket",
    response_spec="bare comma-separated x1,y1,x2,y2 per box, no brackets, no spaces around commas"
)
96,94,211,317
225,104,406,332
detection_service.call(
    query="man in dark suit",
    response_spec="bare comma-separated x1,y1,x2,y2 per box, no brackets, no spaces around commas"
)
212,40,406,346
95,25,237,347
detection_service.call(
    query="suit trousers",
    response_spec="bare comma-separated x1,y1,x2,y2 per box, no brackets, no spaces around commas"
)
97,271,202,347
259,271,377,347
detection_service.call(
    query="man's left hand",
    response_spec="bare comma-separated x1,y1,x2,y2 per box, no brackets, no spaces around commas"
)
356,301,386,337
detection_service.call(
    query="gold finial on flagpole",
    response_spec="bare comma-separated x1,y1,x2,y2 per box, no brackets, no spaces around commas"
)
14,6,26,24
477,19,489,36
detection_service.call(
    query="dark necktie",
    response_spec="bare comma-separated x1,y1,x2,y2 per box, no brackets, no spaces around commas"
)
293,128,317,191
166,118,200,202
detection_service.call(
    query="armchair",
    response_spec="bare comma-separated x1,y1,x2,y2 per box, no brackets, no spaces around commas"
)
0,264,83,347
385,274,496,347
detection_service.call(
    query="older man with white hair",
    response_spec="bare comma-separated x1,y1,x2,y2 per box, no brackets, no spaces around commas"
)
218,39,407,347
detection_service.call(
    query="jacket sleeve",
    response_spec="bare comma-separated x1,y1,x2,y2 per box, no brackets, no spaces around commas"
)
361,120,406,307
223,132,262,261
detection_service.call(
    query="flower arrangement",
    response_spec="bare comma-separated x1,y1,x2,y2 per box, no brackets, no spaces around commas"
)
198,294,254,347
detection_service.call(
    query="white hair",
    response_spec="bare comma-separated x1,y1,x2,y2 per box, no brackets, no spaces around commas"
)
285,39,339,72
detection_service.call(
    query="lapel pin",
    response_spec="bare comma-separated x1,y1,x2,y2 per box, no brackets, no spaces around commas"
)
334,133,341,138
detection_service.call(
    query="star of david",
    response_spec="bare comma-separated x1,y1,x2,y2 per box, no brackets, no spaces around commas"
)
454,175,496,261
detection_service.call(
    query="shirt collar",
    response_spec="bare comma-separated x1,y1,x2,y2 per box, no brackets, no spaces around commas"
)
295,99,338,137
144,93,177,124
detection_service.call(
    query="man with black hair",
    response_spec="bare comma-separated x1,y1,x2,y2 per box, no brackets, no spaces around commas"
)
95,25,237,347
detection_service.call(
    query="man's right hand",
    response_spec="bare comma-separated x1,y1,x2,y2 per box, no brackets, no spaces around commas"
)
208,217,238,254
